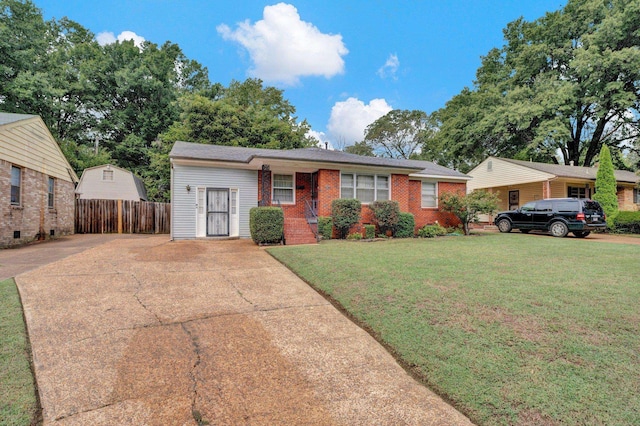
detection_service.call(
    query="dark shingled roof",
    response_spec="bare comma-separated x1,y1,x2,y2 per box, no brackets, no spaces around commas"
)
499,157,639,184
170,141,469,179
0,112,37,126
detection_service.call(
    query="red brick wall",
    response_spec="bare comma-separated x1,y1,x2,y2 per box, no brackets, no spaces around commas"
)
317,169,340,217
391,174,409,211
1,159,75,247
281,172,313,218
408,180,466,232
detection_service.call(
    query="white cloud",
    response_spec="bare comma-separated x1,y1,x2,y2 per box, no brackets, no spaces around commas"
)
377,54,400,79
217,3,348,85
306,129,334,150
96,30,146,48
327,97,393,146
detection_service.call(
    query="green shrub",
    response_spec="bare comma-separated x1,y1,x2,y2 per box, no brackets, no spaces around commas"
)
611,211,640,234
347,232,363,240
364,224,376,239
370,200,400,235
249,207,284,244
331,199,361,239
318,216,333,240
418,223,448,238
395,212,415,238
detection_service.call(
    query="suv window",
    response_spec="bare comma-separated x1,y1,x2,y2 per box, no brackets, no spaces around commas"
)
582,200,603,213
553,200,579,212
535,200,553,212
521,202,536,212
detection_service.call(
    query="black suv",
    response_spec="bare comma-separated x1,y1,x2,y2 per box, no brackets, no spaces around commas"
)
494,198,606,238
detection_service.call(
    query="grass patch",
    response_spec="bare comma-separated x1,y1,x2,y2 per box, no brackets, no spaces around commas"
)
268,233,640,425
1,278,39,425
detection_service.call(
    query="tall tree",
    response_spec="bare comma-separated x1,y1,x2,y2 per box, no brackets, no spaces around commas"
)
363,109,434,159
593,144,619,218
433,0,640,170
344,140,375,156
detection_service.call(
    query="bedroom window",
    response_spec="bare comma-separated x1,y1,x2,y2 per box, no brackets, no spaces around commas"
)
421,181,437,208
340,173,390,203
272,174,294,203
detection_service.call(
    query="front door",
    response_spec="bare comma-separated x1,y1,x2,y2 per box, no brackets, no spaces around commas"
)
207,189,229,236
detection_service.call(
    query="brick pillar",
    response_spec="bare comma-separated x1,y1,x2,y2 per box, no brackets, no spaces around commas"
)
317,169,340,216
260,165,271,206
391,174,409,212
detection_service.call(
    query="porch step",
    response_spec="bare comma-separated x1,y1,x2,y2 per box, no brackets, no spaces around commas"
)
284,218,317,245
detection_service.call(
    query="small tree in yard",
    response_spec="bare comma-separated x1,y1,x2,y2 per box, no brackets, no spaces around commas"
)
331,199,361,239
592,145,619,221
439,190,499,235
370,200,400,235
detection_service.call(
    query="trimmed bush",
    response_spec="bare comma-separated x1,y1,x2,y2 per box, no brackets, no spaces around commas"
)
611,211,640,234
370,200,400,235
249,207,284,244
331,199,361,239
418,223,448,238
318,216,333,240
395,212,415,238
347,232,363,240
364,224,376,239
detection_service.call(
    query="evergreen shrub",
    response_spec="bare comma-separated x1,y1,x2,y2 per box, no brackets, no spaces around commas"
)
249,207,283,244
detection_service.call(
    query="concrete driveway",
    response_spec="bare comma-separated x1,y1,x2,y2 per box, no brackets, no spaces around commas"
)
16,236,472,425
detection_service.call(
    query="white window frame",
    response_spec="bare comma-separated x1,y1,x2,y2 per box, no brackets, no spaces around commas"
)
421,180,438,208
11,165,21,205
340,173,390,203
48,177,55,209
272,173,295,204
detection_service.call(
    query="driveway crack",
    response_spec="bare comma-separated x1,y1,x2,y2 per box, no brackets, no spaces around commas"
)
129,273,163,325
181,322,206,425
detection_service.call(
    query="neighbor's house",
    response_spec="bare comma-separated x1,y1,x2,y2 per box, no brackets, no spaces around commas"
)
75,164,147,201
169,141,470,244
0,112,78,248
468,157,640,220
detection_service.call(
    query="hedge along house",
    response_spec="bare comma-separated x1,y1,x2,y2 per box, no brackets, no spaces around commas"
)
467,156,640,222
0,112,79,248
169,141,470,244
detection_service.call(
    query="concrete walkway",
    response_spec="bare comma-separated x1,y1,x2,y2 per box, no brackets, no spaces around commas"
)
16,236,472,425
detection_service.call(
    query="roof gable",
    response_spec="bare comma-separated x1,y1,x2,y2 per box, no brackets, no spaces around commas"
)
76,164,147,200
0,112,78,182
500,157,639,184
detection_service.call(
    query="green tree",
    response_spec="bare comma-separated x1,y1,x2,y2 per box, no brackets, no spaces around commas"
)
344,140,375,156
331,199,361,239
439,190,500,236
364,110,434,159
433,0,640,170
163,79,312,150
593,145,619,219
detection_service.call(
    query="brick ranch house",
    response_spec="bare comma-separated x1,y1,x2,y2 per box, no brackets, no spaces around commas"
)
169,141,470,244
0,113,78,248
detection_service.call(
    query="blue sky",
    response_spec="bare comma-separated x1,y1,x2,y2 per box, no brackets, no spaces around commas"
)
36,0,565,148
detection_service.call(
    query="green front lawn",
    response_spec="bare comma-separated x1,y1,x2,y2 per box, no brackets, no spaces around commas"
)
0,278,39,425
268,233,640,425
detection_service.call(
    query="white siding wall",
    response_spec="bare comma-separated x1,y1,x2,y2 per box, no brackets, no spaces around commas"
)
172,164,257,239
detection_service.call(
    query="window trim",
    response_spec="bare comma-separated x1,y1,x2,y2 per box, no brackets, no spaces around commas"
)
102,169,114,181
421,180,438,208
634,187,640,204
340,173,391,203
272,173,295,204
48,177,55,209
10,165,21,206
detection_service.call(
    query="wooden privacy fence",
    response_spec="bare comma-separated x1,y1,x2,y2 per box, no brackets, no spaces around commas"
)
75,199,171,234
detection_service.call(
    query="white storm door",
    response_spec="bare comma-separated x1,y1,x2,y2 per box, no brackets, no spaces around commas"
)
207,188,229,236
196,187,206,237
229,189,239,237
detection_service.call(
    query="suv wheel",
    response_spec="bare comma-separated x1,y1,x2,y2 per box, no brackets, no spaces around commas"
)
550,221,569,238
573,231,591,238
497,219,512,233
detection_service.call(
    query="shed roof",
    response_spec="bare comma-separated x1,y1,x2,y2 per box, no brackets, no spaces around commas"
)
499,157,639,184
169,141,469,179
0,112,37,126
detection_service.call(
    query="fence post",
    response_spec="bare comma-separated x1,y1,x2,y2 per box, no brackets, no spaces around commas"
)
118,199,123,234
